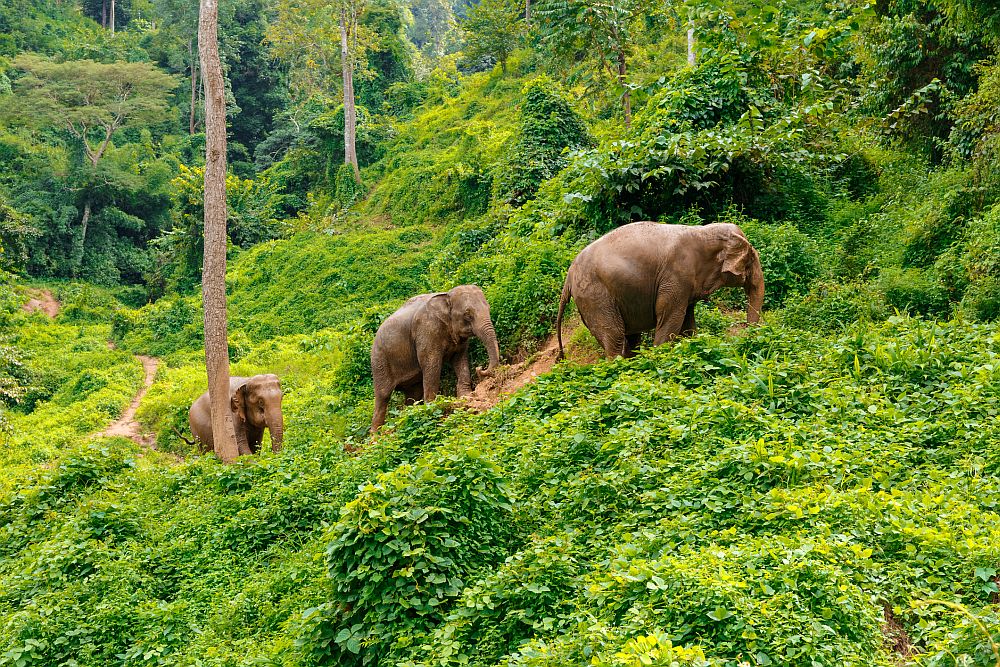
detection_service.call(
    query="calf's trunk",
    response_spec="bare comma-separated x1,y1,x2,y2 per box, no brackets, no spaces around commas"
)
266,406,284,452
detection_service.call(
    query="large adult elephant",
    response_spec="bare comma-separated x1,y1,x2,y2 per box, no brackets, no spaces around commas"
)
189,374,284,455
556,221,764,359
370,285,501,432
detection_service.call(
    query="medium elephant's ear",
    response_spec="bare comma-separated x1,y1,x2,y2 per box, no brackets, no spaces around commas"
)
426,293,452,325
231,384,248,424
721,235,752,277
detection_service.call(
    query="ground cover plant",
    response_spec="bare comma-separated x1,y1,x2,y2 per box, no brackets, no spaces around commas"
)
2,0,1000,664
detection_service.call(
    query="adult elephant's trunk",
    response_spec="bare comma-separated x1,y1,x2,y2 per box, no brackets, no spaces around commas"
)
745,251,765,325
474,318,501,373
266,405,284,452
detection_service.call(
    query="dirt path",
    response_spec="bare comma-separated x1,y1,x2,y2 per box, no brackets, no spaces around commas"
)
22,289,59,318
464,320,594,413
95,355,160,447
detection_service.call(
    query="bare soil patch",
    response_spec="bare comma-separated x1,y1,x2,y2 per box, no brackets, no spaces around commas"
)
22,289,59,318
94,355,160,447
464,319,596,413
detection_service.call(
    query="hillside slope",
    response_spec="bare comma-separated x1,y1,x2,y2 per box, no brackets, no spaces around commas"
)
2,298,999,665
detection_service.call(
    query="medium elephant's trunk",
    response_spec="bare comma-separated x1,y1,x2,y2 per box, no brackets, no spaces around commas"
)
266,405,284,452
474,319,501,371
745,251,765,325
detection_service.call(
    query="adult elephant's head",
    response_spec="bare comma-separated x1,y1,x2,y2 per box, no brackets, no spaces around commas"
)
443,284,501,374
714,224,765,325
232,374,284,452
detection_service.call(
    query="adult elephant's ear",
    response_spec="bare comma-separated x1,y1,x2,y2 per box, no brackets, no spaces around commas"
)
230,384,248,425
721,234,753,279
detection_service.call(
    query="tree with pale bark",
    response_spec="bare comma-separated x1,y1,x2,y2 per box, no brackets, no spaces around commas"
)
199,0,241,462
267,0,374,182
9,55,176,274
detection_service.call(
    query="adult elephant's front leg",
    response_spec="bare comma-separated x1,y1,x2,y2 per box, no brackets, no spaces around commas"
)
418,350,444,402
452,343,473,396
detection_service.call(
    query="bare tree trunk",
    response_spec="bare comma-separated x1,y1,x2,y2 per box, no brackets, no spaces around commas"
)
189,39,199,135
102,0,107,28
617,50,631,128
525,0,530,20
340,9,361,183
74,199,92,276
687,11,696,67
199,0,240,463
110,0,115,34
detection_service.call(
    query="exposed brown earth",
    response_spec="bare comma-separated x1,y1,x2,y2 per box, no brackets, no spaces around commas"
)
94,355,160,447
22,289,59,318
464,320,596,413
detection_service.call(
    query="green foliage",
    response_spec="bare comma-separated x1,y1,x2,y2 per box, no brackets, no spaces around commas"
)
307,443,514,665
778,281,890,332
460,0,524,74
492,77,590,207
335,163,367,209
738,218,823,308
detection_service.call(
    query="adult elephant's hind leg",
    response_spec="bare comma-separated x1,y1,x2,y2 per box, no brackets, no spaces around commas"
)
576,281,628,358
371,388,392,432
653,290,689,346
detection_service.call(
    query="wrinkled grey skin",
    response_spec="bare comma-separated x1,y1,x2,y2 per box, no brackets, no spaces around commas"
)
370,285,501,432
189,374,284,455
556,221,765,359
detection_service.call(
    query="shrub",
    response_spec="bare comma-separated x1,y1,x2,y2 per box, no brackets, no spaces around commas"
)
309,443,514,666
492,77,590,207
878,267,951,318
779,281,890,332
735,218,823,308
959,204,1000,321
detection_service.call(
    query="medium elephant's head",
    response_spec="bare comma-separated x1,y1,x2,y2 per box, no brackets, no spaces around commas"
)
442,284,501,373
231,374,284,452
713,224,765,325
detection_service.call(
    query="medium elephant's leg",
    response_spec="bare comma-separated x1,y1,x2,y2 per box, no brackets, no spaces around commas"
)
623,334,642,358
402,382,422,406
681,303,697,337
452,343,473,396
418,352,444,402
371,388,392,432
653,290,689,346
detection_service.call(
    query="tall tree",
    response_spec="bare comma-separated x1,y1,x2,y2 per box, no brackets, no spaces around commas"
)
268,0,372,181
150,0,202,134
9,55,176,273
199,0,241,462
341,2,361,182
461,0,523,74
535,0,658,127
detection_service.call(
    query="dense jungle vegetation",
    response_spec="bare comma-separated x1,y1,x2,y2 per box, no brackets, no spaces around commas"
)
2,0,1000,664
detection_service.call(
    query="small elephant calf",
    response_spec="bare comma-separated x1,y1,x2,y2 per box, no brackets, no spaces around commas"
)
189,374,284,455
370,285,501,432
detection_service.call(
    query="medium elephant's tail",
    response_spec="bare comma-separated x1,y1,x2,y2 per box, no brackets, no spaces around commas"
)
556,273,572,361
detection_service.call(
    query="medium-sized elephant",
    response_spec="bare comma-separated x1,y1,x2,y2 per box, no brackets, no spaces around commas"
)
370,285,501,432
556,221,764,359
189,374,284,455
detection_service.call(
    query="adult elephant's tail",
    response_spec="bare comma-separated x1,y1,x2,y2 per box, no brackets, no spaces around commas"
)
556,273,572,360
